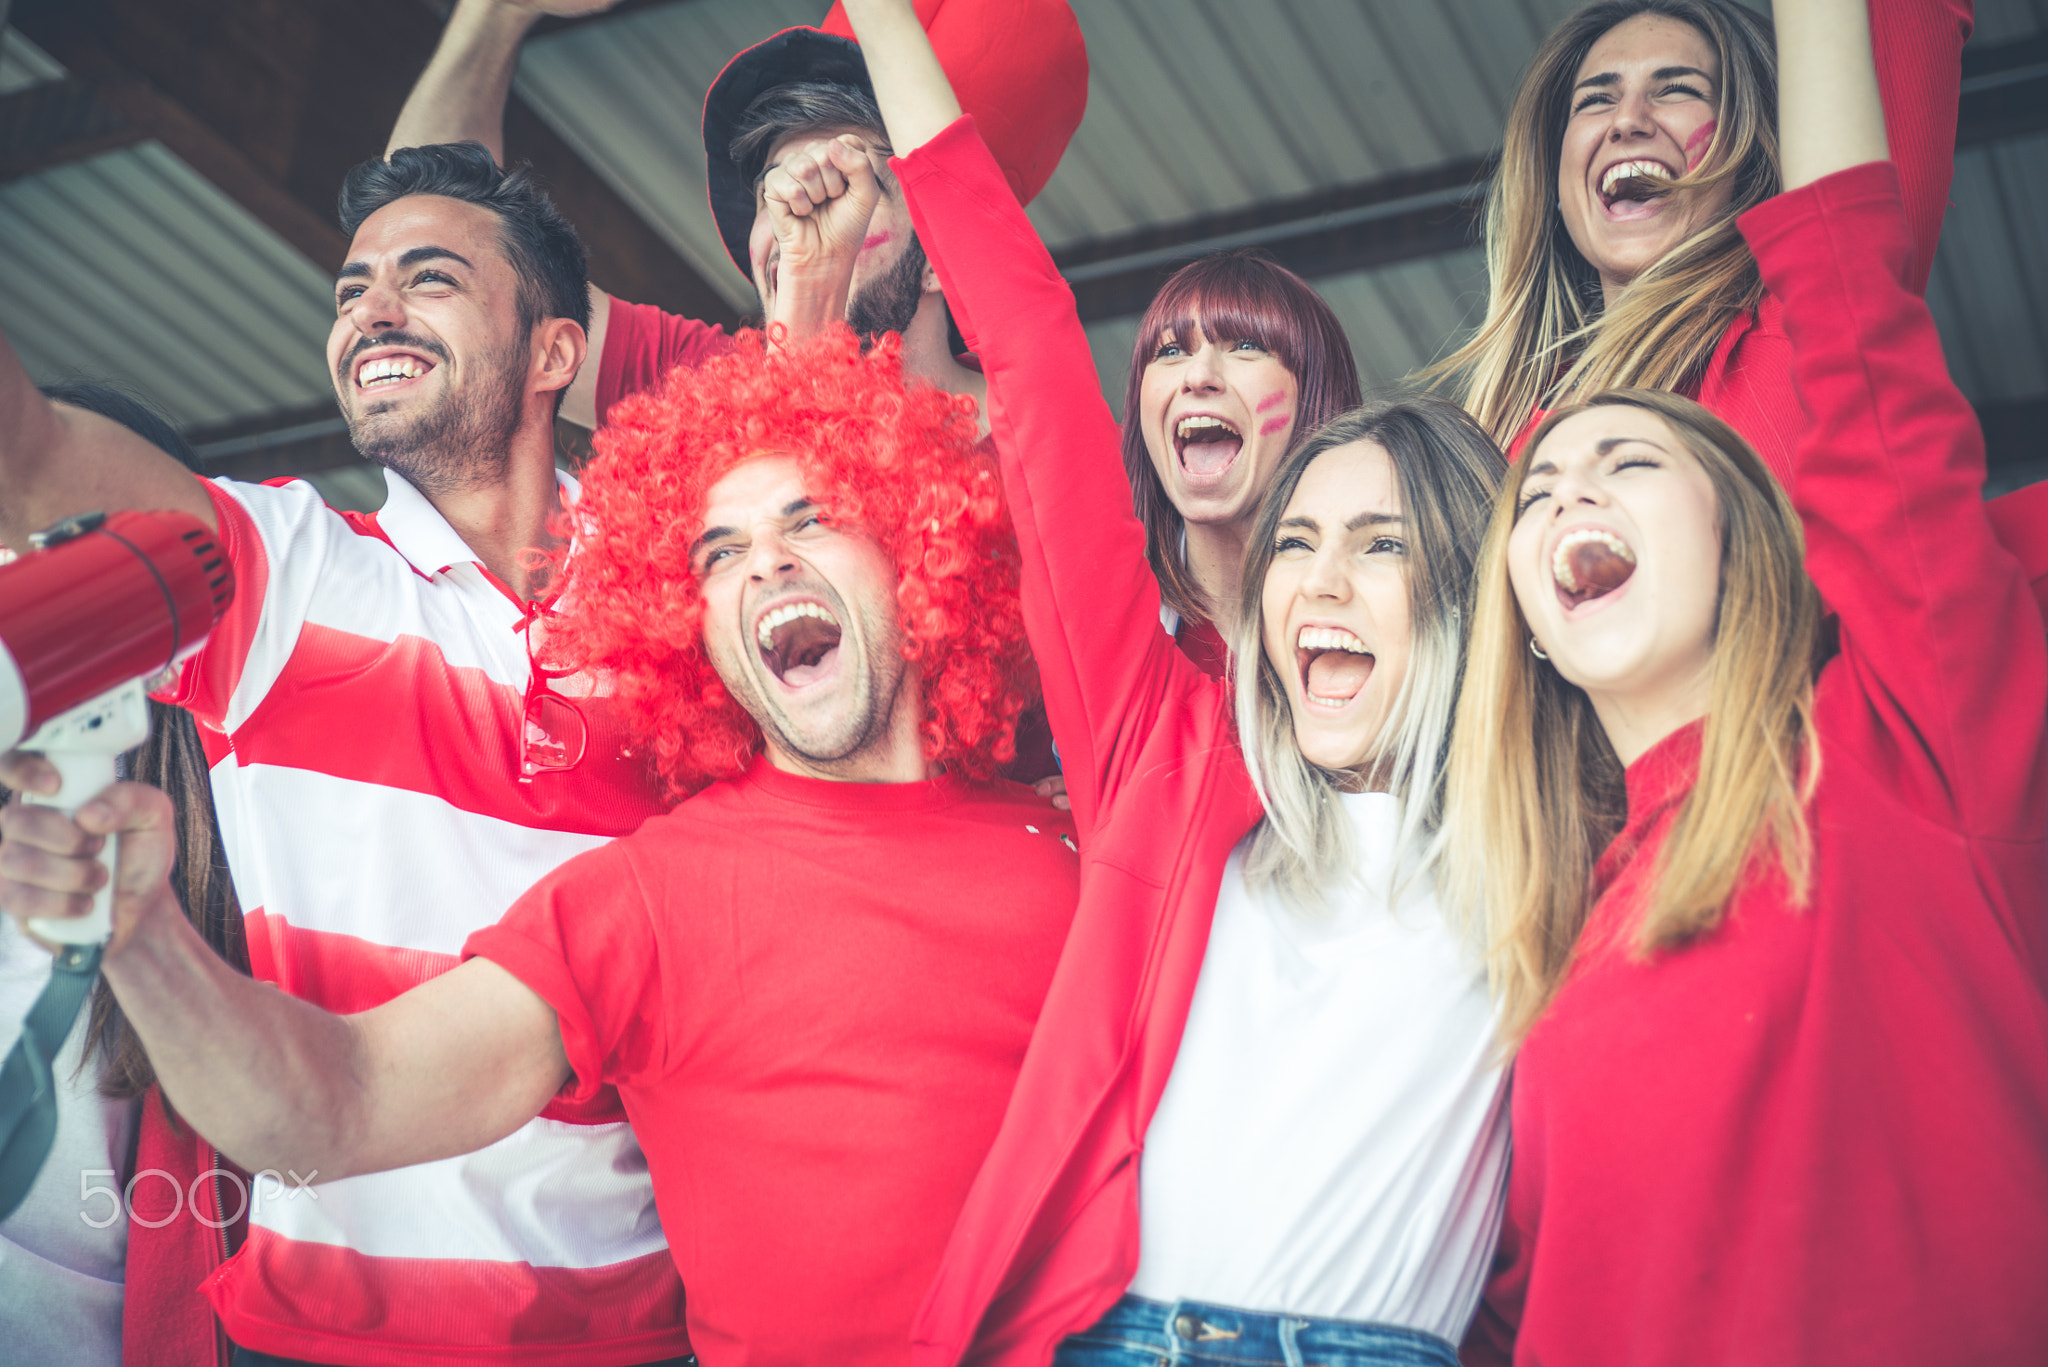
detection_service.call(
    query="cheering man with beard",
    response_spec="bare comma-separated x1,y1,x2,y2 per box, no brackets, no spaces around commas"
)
0,150,699,1366
386,0,1087,436
0,325,1083,1365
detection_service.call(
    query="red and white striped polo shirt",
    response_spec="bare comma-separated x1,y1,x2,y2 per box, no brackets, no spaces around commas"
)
158,468,692,1367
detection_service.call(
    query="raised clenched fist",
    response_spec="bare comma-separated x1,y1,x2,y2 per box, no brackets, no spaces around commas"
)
761,134,886,299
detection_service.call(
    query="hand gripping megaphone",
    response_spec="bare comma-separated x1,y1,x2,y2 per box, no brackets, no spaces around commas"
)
0,508,233,1221
1,508,234,941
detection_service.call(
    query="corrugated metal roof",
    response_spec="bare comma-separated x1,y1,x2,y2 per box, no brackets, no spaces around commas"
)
515,0,2045,416
515,0,822,314
0,2,2041,442
510,0,1590,299
0,138,338,429
1928,135,2048,405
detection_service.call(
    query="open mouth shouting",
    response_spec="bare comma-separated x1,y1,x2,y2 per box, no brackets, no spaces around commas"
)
1174,414,1244,489
1296,624,1374,710
754,598,844,690
1598,158,1676,220
1553,526,1638,610
352,348,439,395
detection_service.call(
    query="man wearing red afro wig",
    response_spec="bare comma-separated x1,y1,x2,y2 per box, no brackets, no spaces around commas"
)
388,0,1086,435
4,327,1083,1364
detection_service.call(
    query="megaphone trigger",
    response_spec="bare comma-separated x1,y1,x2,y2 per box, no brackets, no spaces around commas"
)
0,507,234,1223
19,679,151,946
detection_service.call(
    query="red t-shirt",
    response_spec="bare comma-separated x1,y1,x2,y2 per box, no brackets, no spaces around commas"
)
595,296,736,426
464,758,1080,1365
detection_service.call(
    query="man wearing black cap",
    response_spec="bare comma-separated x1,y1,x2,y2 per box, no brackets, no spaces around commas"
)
386,0,1085,438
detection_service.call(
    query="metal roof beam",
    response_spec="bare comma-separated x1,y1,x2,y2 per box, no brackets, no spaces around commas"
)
181,402,602,500
185,402,359,484
10,0,737,325
1056,157,1489,324
1056,30,2048,325
1981,395,2048,496
0,77,142,182
1959,35,2048,148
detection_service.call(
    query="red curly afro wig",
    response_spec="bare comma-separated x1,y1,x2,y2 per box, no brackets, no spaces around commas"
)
546,325,1032,800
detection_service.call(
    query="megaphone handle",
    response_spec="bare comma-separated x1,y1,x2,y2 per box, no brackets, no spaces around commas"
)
22,751,118,946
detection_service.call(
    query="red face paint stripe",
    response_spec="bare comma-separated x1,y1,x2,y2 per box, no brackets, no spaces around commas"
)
1685,119,1719,170
1256,390,1288,413
1259,414,1292,437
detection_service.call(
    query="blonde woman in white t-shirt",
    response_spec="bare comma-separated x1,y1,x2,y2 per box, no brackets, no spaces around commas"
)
835,8,1517,1361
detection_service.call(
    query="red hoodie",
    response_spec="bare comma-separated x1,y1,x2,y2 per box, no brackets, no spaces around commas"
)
1466,162,2048,1367
123,1090,239,1367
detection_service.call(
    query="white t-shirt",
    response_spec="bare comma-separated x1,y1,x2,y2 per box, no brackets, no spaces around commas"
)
1128,791,1510,1341
0,917,138,1367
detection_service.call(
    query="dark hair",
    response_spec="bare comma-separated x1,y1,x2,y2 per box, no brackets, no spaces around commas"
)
1122,250,1364,622
338,141,590,335
23,382,250,1101
81,702,249,1101
729,81,891,189
40,381,200,468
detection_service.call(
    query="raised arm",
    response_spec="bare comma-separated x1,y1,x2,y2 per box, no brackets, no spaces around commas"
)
0,327,214,552
1776,0,1889,191
844,0,962,151
386,0,619,161
1746,0,2045,838
1866,0,1972,293
0,770,568,1178
844,0,1209,834
388,0,627,428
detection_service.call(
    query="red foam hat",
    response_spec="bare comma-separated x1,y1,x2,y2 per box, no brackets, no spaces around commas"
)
700,0,1088,281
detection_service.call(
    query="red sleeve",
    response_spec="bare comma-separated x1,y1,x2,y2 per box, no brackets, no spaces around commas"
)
151,478,267,727
1987,479,2048,621
593,297,737,426
1741,161,2047,841
1870,0,1972,295
893,118,1221,838
462,838,670,1105
1706,0,1969,485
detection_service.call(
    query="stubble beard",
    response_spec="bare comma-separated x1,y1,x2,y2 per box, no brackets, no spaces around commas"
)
844,235,929,343
715,592,911,769
344,333,527,496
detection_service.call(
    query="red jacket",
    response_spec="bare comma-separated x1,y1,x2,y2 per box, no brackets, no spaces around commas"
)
897,117,1263,1366
124,1090,239,1367
1469,162,2048,1367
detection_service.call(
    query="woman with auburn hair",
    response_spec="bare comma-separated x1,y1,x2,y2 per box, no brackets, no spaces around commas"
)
1424,0,2048,612
1443,0,2048,1361
835,4,1514,1364
1119,252,1363,672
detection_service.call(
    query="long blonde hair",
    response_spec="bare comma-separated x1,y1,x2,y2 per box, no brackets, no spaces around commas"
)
1233,397,1504,910
1444,390,1821,1042
1421,0,1781,445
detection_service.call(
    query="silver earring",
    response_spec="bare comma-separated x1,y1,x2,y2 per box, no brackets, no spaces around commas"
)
1529,636,1550,661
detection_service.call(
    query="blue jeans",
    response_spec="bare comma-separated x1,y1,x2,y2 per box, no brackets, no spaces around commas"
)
1054,1294,1461,1367
233,1353,696,1367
